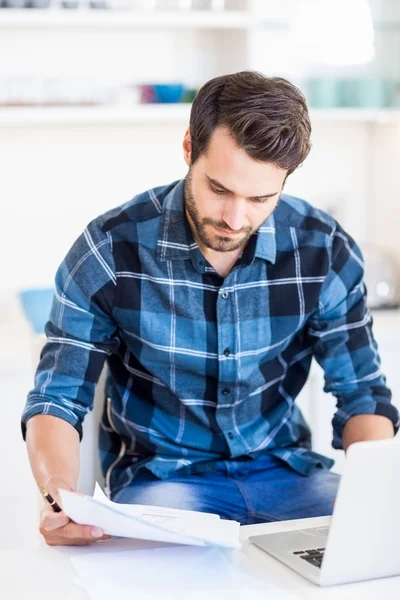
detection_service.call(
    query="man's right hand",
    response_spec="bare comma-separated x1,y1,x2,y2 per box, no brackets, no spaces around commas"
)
39,505,110,546
38,473,111,546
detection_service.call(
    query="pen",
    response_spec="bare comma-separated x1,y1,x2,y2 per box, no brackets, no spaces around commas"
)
40,486,62,513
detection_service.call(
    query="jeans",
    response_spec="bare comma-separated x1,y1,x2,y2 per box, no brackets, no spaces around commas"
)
113,454,340,525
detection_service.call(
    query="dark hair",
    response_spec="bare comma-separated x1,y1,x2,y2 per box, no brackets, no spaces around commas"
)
189,71,311,175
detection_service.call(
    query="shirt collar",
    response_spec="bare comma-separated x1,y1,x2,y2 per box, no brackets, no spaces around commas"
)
253,212,277,265
156,178,277,267
156,178,195,262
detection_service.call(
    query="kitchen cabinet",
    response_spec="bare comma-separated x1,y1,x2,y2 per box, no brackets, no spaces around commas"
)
0,2,251,110
0,319,38,499
2,0,400,120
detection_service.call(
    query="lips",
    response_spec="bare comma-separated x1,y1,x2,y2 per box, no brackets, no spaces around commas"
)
213,226,239,236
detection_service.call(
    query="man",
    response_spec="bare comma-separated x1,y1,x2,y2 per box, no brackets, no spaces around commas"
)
23,71,398,546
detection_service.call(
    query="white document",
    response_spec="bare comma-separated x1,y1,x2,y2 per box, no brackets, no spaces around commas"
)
59,483,240,549
70,541,301,600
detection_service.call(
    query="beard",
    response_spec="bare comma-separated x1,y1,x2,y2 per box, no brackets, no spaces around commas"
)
184,168,253,253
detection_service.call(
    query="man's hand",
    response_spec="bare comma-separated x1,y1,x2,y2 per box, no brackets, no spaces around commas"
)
39,506,110,546
39,476,111,546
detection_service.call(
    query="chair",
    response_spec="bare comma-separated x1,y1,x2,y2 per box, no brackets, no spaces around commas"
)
31,334,105,495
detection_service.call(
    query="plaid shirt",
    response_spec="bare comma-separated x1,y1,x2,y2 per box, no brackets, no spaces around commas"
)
22,178,399,497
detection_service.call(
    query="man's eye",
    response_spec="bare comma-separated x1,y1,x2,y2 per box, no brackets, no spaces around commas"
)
252,198,269,204
211,187,227,195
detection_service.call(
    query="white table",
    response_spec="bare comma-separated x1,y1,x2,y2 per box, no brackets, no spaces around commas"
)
2,501,400,600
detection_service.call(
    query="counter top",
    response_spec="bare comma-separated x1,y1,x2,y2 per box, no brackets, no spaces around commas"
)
2,509,400,600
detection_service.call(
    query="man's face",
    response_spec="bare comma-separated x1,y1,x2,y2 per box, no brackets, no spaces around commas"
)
183,126,287,254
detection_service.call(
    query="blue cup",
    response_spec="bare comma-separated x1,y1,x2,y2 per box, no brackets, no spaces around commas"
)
139,83,185,104
153,84,185,103
18,287,54,334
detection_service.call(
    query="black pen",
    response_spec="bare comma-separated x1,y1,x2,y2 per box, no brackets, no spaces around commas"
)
40,486,62,513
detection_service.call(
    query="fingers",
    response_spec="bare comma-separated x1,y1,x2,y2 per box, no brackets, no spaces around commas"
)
40,508,110,546
63,523,105,542
44,523,107,546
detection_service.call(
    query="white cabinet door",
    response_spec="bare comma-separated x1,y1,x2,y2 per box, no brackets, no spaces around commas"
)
2,373,38,498
303,362,347,475
378,347,400,414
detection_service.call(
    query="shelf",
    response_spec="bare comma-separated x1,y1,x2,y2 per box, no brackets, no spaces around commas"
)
5,8,400,32
1,105,400,127
0,8,252,30
0,104,192,126
310,108,400,124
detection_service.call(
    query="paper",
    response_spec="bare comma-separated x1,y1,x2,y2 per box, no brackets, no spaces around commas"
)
93,482,221,526
60,483,240,549
66,485,300,600
70,540,301,600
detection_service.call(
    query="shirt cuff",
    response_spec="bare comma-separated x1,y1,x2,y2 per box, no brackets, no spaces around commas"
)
332,397,400,450
21,399,83,441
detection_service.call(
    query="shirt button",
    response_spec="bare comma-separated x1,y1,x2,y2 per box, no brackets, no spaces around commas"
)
222,388,230,395
223,348,231,357
228,432,234,440
221,290,229,299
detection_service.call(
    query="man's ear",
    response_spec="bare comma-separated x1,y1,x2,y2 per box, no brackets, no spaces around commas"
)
183,128,192,167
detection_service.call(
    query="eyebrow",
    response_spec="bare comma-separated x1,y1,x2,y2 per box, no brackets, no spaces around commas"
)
205,175,279,200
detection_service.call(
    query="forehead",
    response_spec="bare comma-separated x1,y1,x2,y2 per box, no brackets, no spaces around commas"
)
200,126,287,196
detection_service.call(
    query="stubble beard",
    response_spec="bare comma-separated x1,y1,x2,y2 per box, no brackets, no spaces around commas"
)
184,170,253,253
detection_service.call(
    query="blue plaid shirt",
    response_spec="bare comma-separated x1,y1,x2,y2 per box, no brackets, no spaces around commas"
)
22,178,399,497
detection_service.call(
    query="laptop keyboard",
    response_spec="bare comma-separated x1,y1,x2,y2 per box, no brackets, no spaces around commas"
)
292,548,325,568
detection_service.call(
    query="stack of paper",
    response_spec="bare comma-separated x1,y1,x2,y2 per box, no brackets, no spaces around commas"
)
61,485,301,600
69,542,301,600
59,483,241,549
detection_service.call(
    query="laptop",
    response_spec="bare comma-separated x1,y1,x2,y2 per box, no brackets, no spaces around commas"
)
249,437,400,586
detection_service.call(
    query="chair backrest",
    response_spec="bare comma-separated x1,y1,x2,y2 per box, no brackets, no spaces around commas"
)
31,334,105,495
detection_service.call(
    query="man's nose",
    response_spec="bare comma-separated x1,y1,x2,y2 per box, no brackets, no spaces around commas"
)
222,199,247,232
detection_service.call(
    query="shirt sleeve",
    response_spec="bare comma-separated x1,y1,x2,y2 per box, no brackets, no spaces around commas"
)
307,222,400,449
21,218,119,440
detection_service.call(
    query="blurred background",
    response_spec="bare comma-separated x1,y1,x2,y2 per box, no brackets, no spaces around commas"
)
1,0,400,516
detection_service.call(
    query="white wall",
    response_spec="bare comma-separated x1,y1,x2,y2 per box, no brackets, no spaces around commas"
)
370,123,400,255
285,121,373,242
1,123,187,305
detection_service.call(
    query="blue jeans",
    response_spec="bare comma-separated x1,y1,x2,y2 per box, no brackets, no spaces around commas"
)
113,454,340,525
